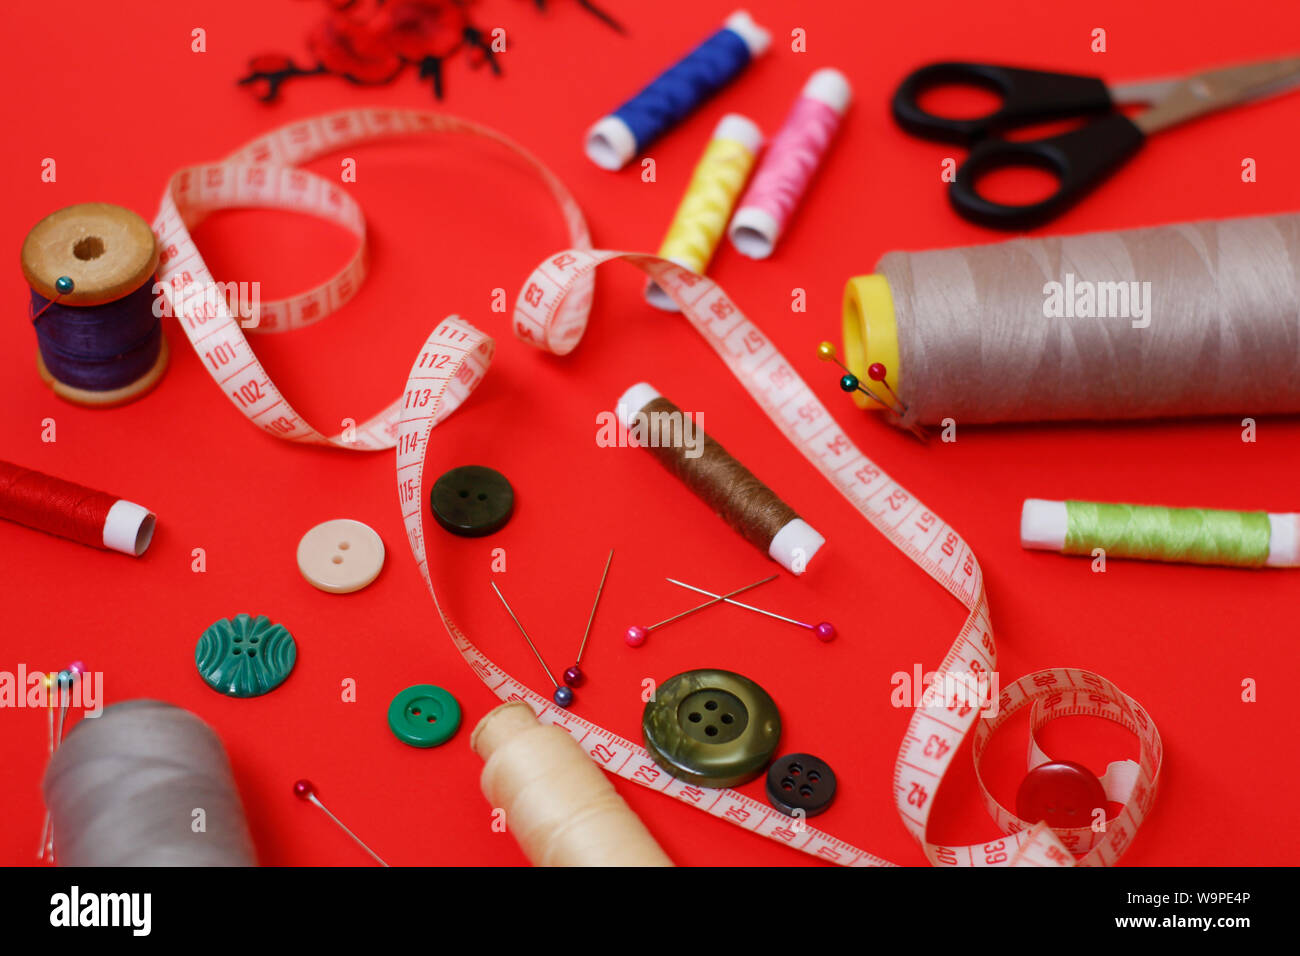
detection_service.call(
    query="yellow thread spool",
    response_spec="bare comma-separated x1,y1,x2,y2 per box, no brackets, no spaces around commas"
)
646,113,761,312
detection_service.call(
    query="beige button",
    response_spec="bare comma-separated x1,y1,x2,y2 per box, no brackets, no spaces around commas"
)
297,519,385,594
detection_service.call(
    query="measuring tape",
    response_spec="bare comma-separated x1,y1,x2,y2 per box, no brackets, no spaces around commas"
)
148,109,1159,865
151,108,593,449
397,250,1162,867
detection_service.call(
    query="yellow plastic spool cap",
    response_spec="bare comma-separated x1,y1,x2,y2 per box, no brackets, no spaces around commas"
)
841,274,901,412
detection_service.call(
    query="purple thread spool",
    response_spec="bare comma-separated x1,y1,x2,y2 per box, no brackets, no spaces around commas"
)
22,203,168,407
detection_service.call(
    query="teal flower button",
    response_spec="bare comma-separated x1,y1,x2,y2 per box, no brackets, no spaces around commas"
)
196,614,297,698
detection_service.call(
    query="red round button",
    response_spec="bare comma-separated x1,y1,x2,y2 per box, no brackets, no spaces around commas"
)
1015,760,1106,828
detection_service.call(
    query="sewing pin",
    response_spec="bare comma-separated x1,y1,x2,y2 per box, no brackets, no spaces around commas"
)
293,779,389,867
54,661,84,747
37,673,54,860
816,341,894,409
491,581,574,707
665,577,836,641
31,276,74,322
564,548,614,688
817,342,927,439
625,574,778,647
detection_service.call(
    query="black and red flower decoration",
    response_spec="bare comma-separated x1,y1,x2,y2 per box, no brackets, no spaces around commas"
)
240,0,621,102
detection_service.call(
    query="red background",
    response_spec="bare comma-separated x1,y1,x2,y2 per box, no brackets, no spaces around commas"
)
2,0,1298,866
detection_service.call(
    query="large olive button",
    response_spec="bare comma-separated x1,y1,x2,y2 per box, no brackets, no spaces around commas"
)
642,668,781,788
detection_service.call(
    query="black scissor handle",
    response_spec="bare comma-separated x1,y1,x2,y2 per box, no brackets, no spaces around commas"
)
949,113,1146,230
893,62,1115,145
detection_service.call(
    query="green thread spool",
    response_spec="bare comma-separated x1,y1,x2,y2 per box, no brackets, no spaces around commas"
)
1021,499,1300,568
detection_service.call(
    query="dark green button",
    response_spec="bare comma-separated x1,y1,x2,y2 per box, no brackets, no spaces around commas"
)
388,684,461,747
642,668,781,788
430,465,514,537
196,614,296,698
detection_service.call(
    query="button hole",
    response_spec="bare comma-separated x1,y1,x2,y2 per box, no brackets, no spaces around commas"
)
781,778,795,791
412,708,421,715
705,725,718,737
332,556,343,564
688,712,701,722
807,770,820,782
789,763,803,776
799,785,813,797
338,541,350,550
704,700,718,711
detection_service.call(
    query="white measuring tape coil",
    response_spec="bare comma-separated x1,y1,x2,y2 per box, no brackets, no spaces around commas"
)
151,108,594,449
148,109,1160,865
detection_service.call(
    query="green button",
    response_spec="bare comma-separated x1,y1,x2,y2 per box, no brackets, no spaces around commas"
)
196,614,297,698
642,668,781,788
388,684,461,748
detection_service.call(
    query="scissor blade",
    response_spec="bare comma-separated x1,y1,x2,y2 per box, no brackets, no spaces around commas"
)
1128,55,1300,135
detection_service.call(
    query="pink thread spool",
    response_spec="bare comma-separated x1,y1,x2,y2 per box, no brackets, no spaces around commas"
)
728,69,851,260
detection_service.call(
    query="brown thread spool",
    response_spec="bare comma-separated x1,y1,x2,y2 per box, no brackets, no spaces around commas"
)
616,382,824,574
22,202,168,407
471,702,673,866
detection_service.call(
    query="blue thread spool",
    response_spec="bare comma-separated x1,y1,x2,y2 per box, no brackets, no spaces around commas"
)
22,203,168,407
585,10,770,170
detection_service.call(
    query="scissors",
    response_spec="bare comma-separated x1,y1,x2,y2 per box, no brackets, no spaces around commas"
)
892,56,1300,229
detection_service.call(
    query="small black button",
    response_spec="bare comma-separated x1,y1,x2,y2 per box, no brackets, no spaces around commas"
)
766,753,836,817
430,465,514,537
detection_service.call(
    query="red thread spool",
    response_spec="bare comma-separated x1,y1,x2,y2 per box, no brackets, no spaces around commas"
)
0,460,155,556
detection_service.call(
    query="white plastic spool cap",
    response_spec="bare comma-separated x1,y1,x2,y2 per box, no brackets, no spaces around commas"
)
1268,513,1300,567
768,518,824,575
729,68,852,260
584,115,639,171
102,499,156,556
1019,499,1069,551
616,382,662,430
724,10,772,56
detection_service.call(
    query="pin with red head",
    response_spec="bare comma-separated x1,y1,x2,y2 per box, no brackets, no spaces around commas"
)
293,779,388,866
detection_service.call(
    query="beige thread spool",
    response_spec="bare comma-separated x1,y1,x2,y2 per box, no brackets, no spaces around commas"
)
841,212,1300,426
471,702,674,867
